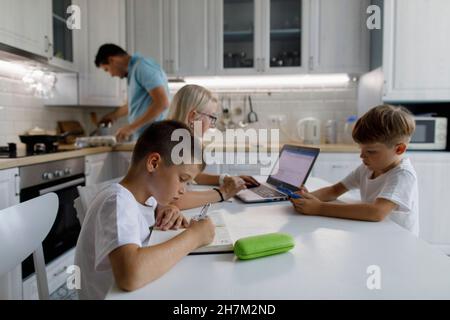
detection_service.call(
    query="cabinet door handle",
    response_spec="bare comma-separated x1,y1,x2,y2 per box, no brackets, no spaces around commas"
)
44,35,52,54
14,173,20,196
261,58,265,72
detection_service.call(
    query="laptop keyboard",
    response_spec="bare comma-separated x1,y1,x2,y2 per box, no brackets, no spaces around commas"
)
251,185,286,198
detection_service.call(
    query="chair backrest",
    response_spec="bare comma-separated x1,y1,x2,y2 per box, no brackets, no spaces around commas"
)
75,177,122,225
0,193,58,300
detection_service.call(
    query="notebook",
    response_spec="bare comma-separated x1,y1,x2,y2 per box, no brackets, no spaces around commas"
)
147,212,234,254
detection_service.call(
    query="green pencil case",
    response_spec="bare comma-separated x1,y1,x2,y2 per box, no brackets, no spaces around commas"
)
234,233,295,260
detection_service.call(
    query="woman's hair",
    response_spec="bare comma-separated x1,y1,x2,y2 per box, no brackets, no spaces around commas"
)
352,104,416,146
168,85,218,124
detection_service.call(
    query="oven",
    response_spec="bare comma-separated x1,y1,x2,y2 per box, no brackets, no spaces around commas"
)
19,157,85,298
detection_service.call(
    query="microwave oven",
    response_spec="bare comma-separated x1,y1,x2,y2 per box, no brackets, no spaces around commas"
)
409,117,447,150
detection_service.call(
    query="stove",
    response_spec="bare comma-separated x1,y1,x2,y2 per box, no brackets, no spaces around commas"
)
0,142,66,158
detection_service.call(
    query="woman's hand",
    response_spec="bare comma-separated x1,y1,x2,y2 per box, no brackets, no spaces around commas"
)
290,190,323,216
238,175,260,188
155,204,188,231
220,176,247,200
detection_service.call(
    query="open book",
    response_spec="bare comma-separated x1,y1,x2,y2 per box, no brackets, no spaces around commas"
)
147,212,234,254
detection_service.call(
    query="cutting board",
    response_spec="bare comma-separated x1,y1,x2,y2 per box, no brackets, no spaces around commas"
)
57,121,85,144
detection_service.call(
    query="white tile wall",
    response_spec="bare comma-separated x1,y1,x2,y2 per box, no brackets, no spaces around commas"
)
0,75,126,146
0,71,357,146
215,84,358,143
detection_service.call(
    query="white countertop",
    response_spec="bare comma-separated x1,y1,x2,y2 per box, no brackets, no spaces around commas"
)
106,178,450,299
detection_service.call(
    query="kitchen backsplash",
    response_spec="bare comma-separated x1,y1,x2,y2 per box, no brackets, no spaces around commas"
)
0,75,127,146
0,73,357,146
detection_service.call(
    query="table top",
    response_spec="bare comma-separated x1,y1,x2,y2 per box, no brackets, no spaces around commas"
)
106,178,450,300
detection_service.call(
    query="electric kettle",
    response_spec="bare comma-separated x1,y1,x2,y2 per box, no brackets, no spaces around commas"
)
297,117,321,145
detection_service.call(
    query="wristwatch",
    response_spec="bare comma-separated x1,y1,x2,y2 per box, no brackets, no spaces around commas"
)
219,173,231,186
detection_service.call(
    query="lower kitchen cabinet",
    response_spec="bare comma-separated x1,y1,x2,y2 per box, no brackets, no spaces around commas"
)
113,152,132,178
311,152,450,254
85,153,114,186
0,168,21,300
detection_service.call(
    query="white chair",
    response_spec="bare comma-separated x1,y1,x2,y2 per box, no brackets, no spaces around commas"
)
75,177,122,225
0,193,58,300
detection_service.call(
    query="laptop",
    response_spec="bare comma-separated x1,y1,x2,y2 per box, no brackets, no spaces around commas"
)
235,144,320,203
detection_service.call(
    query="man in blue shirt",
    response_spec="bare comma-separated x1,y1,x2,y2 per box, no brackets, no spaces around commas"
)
95,44,170,141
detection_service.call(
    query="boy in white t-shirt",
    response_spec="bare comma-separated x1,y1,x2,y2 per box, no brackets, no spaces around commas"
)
290,105,419,235
75,120,215,299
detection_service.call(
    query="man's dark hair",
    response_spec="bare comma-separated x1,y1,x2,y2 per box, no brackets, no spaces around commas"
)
132,120,206,171
95,44,127,67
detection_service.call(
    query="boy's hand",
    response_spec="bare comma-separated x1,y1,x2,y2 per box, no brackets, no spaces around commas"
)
187,218,215,248
155,204,188,231
290,190,322,215
220,176,247,200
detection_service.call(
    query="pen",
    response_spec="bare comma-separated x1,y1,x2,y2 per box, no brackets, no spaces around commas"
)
192,203,211,221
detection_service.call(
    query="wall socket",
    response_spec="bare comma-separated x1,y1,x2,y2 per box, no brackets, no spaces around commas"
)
268,114,287,125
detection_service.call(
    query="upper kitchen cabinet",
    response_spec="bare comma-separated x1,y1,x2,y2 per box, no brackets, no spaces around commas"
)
217,0,308,75
263,0,309,74
77,0,127,106
128,0,216,77
47,0,81,71
383,0,450,102
308,0,370,74
0,0,52,58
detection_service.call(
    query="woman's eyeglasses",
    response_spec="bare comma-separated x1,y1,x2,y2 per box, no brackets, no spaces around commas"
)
196,111,218,126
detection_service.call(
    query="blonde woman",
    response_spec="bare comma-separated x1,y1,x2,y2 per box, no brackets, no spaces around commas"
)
167,84,259,210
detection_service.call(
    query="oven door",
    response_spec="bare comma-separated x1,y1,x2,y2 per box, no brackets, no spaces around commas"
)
20,174,85,279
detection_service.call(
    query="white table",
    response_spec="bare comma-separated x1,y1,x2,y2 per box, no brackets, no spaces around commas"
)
107,178,450,299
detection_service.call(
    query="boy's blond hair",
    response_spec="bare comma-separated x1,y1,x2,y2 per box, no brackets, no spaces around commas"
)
352,105,416,146
169,84,218,123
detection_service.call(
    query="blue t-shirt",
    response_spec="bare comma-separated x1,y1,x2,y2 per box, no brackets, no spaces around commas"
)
127,53,169,140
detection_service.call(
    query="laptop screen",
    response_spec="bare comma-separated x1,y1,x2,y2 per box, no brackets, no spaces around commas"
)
267,145,320,191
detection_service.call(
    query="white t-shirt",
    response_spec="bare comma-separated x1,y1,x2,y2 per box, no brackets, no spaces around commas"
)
340,158,419,236
74,183,156,300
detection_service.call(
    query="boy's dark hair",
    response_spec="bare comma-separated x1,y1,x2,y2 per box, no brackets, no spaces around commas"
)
352,104,416,146
132,120,206,171
95,44,127,67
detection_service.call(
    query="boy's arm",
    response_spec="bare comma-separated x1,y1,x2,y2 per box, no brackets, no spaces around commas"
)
292,192,397,222
109,220,213,292
310,182,348,201
319,199,397,222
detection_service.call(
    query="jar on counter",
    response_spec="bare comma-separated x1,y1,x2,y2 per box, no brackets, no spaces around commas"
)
343,115,358,144
325,120,337,144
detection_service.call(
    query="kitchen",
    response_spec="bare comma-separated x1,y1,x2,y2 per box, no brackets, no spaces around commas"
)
1,0,450,302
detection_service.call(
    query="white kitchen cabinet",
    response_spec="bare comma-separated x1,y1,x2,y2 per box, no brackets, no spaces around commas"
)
0,168,21,300
311,151,450,254
310,152,361,199
128,0,216,77
127,0,166,68
0,0,52,57
0,168,20,210
309,0,370,74
85,153,114,186
407,152,450,254
112,152,132,178
217,0,308,75
47,0,83,71
383,0,450,102
77,0,127,106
